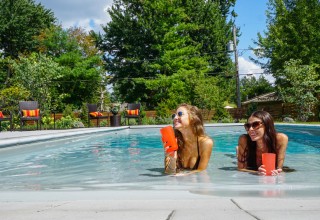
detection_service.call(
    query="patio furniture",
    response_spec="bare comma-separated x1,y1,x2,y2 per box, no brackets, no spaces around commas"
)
19,101,41,130
0,110,13,132
87,104,109,127
124,103,142,125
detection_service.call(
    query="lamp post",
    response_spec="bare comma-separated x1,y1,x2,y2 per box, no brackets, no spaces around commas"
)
232,25,241,108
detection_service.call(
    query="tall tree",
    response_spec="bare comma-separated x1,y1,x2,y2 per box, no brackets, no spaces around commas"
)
252,0,320,86
0,0,55,58
34,26,108,110
99,0,236,109
0,0,55,85
11,53,63,112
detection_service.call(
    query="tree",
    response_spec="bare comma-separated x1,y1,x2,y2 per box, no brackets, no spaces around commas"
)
252,0,320,86
240,75,274,101
276,59,320,121
35,26,109,110
99,0,236,108
0,0,55,58
0,0,55,85
11,53,63,113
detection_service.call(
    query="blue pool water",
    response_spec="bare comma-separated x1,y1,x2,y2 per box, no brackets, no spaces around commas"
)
0,124,319,197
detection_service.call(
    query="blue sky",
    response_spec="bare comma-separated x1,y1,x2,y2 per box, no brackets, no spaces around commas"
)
35,0,272,81
233,0,272,81
234,0,268,54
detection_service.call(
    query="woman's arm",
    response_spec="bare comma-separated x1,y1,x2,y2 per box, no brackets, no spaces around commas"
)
164,152,177,174
237,135,248,170
236,135,258,174
276,132,288,169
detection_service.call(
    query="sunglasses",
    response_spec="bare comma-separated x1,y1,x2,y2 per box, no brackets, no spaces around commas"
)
244,121,263,131
171,111,184,119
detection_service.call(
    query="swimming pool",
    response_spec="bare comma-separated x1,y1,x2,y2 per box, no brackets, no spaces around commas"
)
0,124,319,198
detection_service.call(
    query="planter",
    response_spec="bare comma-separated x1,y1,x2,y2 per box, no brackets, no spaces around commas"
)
110,115,121,127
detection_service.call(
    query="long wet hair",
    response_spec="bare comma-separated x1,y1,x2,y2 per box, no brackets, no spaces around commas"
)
173,104,206,169
241,110,278,170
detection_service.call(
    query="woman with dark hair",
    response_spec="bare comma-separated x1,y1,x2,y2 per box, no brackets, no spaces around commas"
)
164,103,214,175
237,110,288,175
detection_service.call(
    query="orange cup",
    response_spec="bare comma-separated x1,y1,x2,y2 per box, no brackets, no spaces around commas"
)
262,153,276,176
160,126,178,153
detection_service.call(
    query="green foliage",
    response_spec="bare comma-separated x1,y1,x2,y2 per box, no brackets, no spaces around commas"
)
55,116,81,129
0,121,11,131
276,59,320,121
99,120,109,127
212,107,232,122
0,0,55,58
253,0,320,85
11,53,63,113
100,0,235,107
0,86,31,113
240,75,275,101
35,26,107,110
62,105,75,118
41,116,54,130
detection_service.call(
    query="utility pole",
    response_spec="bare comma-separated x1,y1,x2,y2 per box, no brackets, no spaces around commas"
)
233,25,241,108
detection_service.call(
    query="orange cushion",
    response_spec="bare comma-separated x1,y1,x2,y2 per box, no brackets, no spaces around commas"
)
0,111,3,118
22,109,39,117
126,109,139,115
90,112,103,117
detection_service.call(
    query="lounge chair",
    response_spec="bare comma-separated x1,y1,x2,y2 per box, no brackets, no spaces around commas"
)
124,103,142,125
87,103,109,127
19,101,41,130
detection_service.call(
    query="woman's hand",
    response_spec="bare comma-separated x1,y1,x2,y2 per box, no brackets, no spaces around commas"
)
271,168,282,176
258,165,282,176
258,165,266,175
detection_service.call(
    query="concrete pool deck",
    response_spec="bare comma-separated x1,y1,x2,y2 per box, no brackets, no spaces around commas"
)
1,127,320,220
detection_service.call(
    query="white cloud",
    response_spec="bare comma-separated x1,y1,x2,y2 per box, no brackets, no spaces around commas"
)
35,0,113,32
238,56,275,84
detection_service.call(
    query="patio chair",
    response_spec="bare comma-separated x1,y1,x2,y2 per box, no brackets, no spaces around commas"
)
124,103,142,125
0,110,13,132
19,101,41,130
87,103,109,127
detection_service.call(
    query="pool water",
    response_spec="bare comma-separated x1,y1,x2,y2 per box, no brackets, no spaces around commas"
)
0,125,319,197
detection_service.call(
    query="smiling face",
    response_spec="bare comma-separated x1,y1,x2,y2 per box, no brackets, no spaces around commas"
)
172,107,190,131
246,116,265,142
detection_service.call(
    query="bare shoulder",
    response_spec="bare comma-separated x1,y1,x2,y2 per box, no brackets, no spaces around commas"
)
199,135,214,150
238,134,248,148
276,132,288,143
238,134,247,142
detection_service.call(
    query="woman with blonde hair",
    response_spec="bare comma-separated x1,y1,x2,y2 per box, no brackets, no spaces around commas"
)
164,103,214,175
